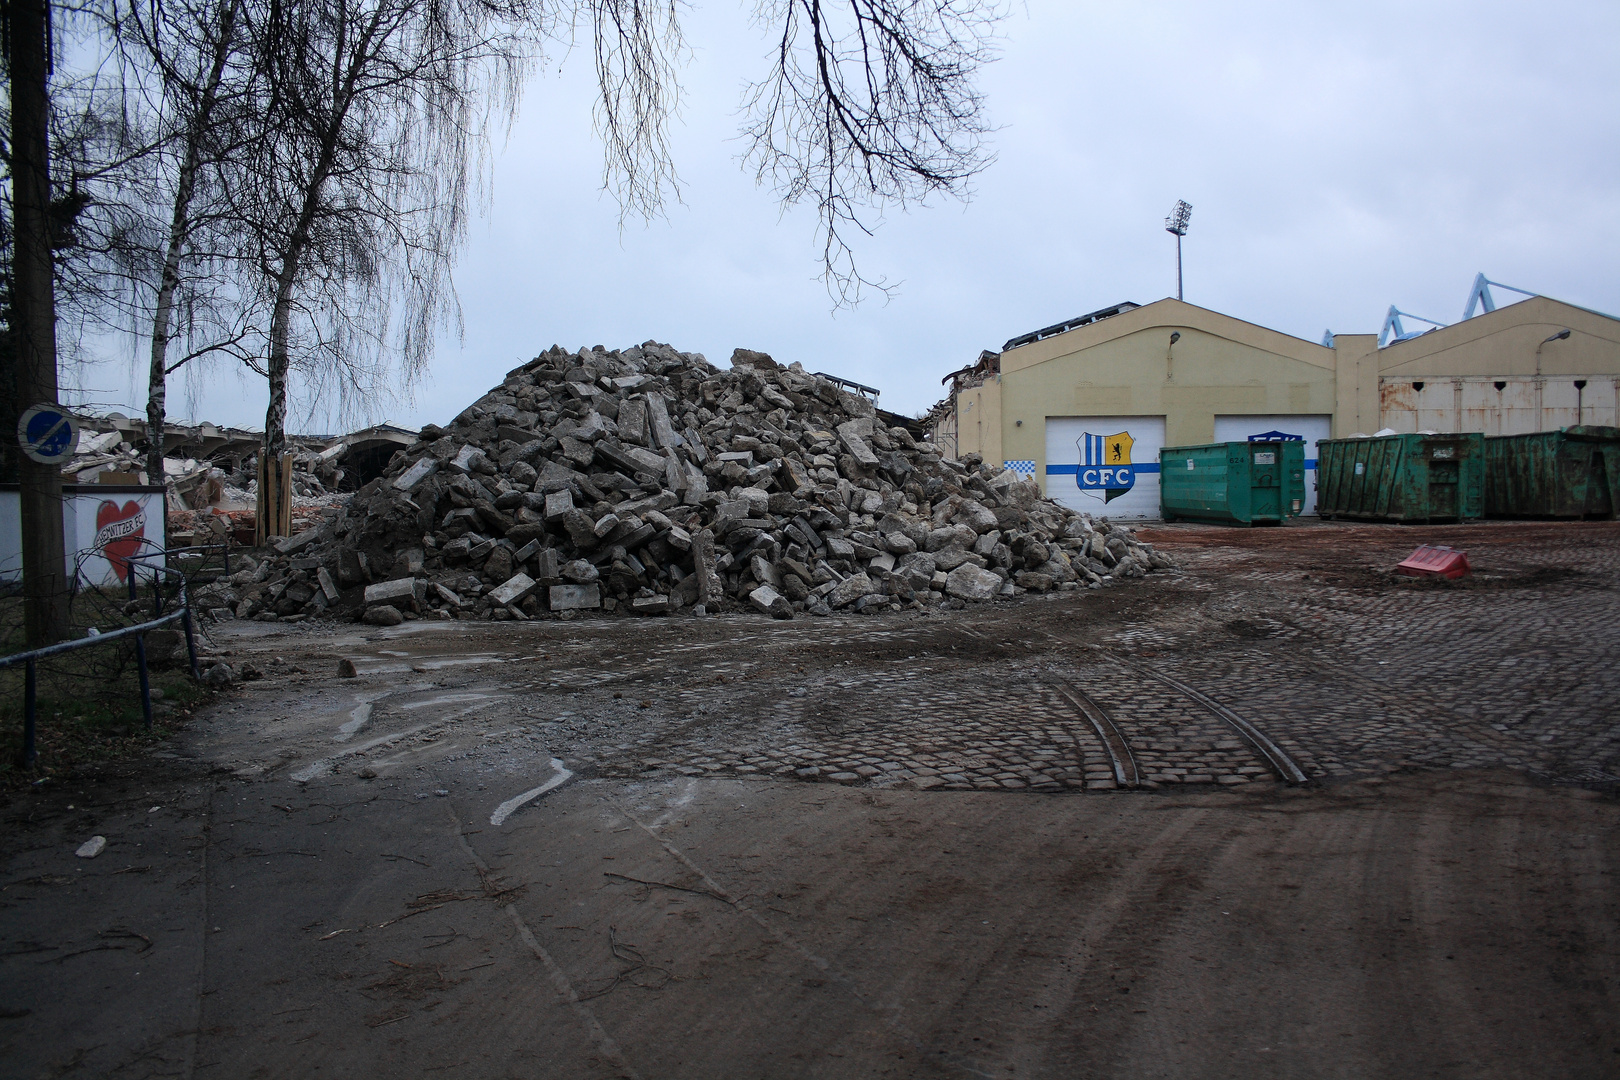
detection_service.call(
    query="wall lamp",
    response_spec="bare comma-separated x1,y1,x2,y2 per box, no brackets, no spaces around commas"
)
1535,328,1570,376
1166,331,1181,381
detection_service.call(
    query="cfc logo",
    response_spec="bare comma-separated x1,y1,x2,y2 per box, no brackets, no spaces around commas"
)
1076,431,1136,503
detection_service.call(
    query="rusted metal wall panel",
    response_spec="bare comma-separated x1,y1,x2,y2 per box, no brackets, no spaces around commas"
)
1381,377,1620,436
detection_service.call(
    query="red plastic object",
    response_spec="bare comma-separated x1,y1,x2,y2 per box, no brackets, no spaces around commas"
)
1396,544,1470,579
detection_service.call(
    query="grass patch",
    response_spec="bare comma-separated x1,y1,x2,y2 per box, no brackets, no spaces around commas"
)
0,655,218,789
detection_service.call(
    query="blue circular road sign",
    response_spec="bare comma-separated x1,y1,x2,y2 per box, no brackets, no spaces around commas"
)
17,404,81,464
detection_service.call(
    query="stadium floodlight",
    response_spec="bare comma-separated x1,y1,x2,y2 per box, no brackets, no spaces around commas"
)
1164,200,1192,300
1165,200,1192,237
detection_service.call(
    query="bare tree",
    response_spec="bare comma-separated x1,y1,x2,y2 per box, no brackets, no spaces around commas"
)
102,0,266,484
227,0,540,537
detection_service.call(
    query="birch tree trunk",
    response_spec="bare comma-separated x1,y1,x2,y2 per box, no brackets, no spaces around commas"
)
145,0,241,486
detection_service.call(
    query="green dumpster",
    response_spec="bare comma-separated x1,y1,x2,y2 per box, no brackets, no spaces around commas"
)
1159,440,1306,525
1317,432,1485,523
1484,426,1620,519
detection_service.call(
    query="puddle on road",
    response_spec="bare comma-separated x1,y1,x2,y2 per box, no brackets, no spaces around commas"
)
336,704,373,742
407,655,508,670
353,654,513,675
397,691,499,712
335,690,393,742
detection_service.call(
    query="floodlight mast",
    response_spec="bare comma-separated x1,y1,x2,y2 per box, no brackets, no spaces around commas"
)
1165,200,1193,301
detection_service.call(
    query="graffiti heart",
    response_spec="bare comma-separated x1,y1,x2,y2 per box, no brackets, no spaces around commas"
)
95,500,146,582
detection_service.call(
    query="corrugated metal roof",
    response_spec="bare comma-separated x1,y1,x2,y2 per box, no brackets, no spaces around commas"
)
1002,302,1141,352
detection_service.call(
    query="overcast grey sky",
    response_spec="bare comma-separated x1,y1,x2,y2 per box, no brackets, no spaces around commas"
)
95,0,1620,433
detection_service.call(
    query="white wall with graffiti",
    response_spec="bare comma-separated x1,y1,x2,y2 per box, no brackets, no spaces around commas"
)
1212,414,1332,515
1043,416,1167,520
0,485,167,588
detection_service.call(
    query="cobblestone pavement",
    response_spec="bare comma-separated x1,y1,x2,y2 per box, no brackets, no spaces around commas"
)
210,519,1620,796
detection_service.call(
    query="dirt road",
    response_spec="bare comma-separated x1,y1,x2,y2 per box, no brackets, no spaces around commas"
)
2,520,1616,1078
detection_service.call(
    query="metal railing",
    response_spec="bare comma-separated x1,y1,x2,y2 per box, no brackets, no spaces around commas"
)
0,539,221,767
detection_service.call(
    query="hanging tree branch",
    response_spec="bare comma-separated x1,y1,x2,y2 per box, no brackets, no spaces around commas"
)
740,0,1002,304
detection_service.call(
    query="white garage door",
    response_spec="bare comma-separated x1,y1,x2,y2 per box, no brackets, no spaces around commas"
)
1213,414,1333,516
1044,416,1166,520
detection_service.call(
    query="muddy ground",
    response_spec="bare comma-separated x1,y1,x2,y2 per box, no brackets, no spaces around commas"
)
2,520,1617,1079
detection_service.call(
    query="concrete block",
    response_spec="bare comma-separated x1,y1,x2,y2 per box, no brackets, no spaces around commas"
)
645,392,683,449
549,583,601,611
364,577,424,610
836,421,880,467
544,489,574,521
488,573,537,607
316,566,341,602
631,595,671,615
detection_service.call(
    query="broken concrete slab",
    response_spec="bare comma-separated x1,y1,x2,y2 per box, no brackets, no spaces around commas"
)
748,584,794,619
827,573,878,608
836,421,880,467
273,527,324,556
393,457,439,492
645,392,682,449
316,567,340,603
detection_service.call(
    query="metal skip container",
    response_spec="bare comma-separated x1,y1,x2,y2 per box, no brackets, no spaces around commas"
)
1484,426,1620,519
1317,432,1485,523
1159,440,1306,525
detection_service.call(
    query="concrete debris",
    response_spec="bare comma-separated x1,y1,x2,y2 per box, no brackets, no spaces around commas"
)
57,415,421,548
202,662,235,687
192,342,1173,623
75,836,107,858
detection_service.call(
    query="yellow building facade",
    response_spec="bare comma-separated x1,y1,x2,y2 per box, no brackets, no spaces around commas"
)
936,294,1620,519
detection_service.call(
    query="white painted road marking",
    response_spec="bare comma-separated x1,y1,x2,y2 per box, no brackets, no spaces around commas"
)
490,760,573,826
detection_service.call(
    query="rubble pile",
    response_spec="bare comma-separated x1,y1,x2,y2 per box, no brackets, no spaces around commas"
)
197,343,1173,624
